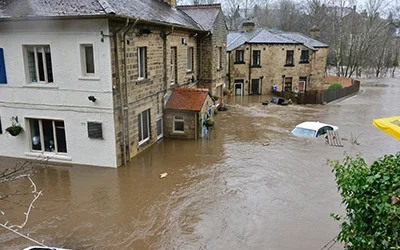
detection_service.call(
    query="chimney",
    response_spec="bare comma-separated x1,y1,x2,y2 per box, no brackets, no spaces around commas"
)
310,26,320,40
242,22,255,32
164,0,176,8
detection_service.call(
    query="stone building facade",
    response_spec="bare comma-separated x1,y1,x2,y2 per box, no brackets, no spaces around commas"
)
227,25,328,95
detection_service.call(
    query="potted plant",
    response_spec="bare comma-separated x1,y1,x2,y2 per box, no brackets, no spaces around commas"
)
203,118,215,129
6,123,23,136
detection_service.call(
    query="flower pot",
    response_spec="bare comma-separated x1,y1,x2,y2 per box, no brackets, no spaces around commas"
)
6,125,23,136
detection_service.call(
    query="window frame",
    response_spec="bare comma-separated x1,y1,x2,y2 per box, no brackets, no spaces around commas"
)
173,115,185,133
252,50,261,67
235,50,244,63
137,46,147,80
187,46,194,72
300,50,309,63
27,118,67,154
138,109,150,145
285,50,294,66
170,46,177,84
23,45,54,84
217,47,222,69
81,44,95,76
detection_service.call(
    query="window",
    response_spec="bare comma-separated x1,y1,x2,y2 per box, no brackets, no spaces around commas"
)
138,109,150,145
285,50,294,66
81,44,95,75
299,76,307,92
235,50,244,63
24,45,53,83
173,115,184,133
0,48,7,83
28,119,67,153
170,47,177,84
137,47,147,79
284,77,293,92
187,46,194,72
156,118,163,140
252,50,261,66
217,47,222,69
300,50,309,63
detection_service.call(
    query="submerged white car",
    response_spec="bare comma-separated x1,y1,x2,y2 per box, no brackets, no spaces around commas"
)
290,122,338,137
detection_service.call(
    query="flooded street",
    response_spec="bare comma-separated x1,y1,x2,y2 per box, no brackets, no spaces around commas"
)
1,77,400,250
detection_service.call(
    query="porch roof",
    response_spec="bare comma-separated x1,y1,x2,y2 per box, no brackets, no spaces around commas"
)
166,87,210,112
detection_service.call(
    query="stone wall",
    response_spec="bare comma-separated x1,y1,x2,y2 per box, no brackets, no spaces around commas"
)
109,21,202,166
198,11,227,99
228,43,327,95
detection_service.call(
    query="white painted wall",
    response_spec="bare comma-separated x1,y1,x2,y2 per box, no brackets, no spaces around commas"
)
0,19,117,167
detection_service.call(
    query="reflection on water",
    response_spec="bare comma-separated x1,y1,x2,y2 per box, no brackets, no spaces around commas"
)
1,77,400,250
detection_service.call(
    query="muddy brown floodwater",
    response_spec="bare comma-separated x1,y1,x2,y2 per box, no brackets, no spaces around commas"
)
1,76,400,250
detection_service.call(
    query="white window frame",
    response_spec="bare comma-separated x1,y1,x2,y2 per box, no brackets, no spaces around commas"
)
138,47,147,80
24,45,53,84
170,47,177,84
80,44,95,76
187,46,193,72
173,115,184,133
27,118,67,154
138,109,150,145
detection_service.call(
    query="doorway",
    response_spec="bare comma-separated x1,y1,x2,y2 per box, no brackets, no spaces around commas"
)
234,80,243,96
250,79,260,95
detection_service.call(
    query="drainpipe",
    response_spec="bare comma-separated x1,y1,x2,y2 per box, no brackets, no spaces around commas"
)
249,44,252,95
162,26,174,93
122,19,139,163
114,18,129,165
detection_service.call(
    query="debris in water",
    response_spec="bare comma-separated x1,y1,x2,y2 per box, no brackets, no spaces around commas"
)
160,172,168,179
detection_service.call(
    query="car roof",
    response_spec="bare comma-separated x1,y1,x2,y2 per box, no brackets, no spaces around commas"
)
295,121,337,131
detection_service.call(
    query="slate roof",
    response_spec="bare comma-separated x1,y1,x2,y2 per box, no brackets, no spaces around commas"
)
0,0,201,30
227,28,329,51
178,4,221,31
166,87,210,112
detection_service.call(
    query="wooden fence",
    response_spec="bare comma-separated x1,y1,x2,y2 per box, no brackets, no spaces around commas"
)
274,80,360,104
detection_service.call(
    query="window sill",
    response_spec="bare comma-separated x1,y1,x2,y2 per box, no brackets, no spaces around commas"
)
25,152,72,161
251,65,261,68
234,61,245,64
136,78,151,85
284,64,295,67
79,76,100,81
299,61,309,64
23,83,59,89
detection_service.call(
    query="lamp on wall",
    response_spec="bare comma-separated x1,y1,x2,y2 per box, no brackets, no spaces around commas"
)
88,96,97,102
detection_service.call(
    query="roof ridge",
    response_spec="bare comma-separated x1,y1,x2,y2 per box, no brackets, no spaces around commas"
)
178,4,221,9
97,0,115,14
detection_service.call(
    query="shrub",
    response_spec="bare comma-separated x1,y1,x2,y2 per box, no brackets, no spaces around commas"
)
328,82,343,91
330,154,400,249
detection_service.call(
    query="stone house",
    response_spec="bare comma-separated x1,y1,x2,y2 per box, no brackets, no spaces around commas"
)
227,23,328,95
0,0,227,168
164,87,214,139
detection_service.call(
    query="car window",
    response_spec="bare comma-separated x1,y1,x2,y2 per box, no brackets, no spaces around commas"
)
291,127,316,137
317,126,334,137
